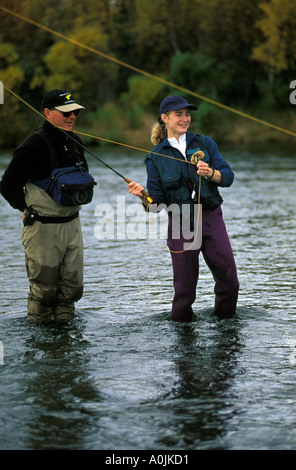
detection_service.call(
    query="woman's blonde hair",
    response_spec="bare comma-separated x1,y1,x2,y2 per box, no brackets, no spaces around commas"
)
150,117,167,145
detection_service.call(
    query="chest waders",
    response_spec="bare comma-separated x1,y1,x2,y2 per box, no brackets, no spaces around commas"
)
23,148,84,322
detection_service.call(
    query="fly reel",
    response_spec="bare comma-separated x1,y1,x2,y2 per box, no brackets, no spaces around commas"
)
190,150,205,164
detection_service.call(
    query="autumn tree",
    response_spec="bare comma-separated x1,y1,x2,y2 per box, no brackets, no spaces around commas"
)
252,0,296,84
1,0,296,146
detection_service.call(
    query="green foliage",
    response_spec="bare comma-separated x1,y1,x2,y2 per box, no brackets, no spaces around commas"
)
0,38,28,146
36,26,119,107
85,101,148,144
0,42,19,65
86,103,123,143
44,42,82,92
121,75,166,110
191,102,220,136
1,0,296,148
170,53,215,97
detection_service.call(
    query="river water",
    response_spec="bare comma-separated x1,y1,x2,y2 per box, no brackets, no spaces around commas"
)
1,142,296,451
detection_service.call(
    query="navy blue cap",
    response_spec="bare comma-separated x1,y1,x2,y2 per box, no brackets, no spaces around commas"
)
159,95,198,115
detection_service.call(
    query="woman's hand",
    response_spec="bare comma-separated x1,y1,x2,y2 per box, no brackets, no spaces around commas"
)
128,181,145,198
128,180,154,208
197,160,210,177
196,161,222,183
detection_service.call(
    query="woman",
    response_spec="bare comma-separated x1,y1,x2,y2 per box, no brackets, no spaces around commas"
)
128,95,239,322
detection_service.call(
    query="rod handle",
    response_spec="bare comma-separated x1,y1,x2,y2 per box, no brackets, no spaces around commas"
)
124,177,153,203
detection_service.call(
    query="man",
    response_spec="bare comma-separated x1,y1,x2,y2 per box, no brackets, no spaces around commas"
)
0,89,89,322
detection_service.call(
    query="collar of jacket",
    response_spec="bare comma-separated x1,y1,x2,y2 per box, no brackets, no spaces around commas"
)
161,131,197,151
42,120,74,144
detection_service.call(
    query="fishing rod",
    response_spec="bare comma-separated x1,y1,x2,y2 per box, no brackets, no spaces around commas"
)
3,85,205,253
58,129,205,255
37,113,205,254
4,84,204,209
62,129,154,204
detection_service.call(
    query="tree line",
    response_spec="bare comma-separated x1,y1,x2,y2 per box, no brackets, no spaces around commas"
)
1,0,296,147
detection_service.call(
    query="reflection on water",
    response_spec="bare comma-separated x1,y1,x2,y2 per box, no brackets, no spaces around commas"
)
1,144,296,450
155,320,242,449
24,321,98,450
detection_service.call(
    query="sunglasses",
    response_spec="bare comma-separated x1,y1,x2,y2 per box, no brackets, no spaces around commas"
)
54,108,81,117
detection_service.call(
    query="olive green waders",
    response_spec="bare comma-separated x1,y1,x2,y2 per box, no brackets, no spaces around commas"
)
22,182,84,322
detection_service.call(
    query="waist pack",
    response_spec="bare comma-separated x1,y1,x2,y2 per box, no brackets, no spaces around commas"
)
33,165,96,206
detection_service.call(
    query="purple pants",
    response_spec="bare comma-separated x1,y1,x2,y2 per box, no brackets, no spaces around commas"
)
167,206,239,322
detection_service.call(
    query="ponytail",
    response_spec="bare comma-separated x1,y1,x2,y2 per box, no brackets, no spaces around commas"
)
150,118,167,145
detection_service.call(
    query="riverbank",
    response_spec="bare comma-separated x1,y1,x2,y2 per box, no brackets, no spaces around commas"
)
0,104,295,153
206,112,296,146
83,103,296,149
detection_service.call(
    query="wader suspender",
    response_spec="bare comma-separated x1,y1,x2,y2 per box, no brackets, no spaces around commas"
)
35,128,83,168
23,129,81,226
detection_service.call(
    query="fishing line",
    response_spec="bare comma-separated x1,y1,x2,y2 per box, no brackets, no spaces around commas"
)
3,84,204,254
145,190,202,254
1,5,296,138
3,84,197,168
145,152,204,254
2,85,131,180
3,5,294,257
3,83,201,211
2,83,198,226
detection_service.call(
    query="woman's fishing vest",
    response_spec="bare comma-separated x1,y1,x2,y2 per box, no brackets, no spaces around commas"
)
145,133,223,225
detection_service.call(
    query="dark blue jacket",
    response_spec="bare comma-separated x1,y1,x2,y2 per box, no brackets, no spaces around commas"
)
144,132,234,213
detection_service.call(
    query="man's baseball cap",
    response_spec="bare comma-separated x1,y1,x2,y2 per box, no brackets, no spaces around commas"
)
42,89,85,112
160,95,198,115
